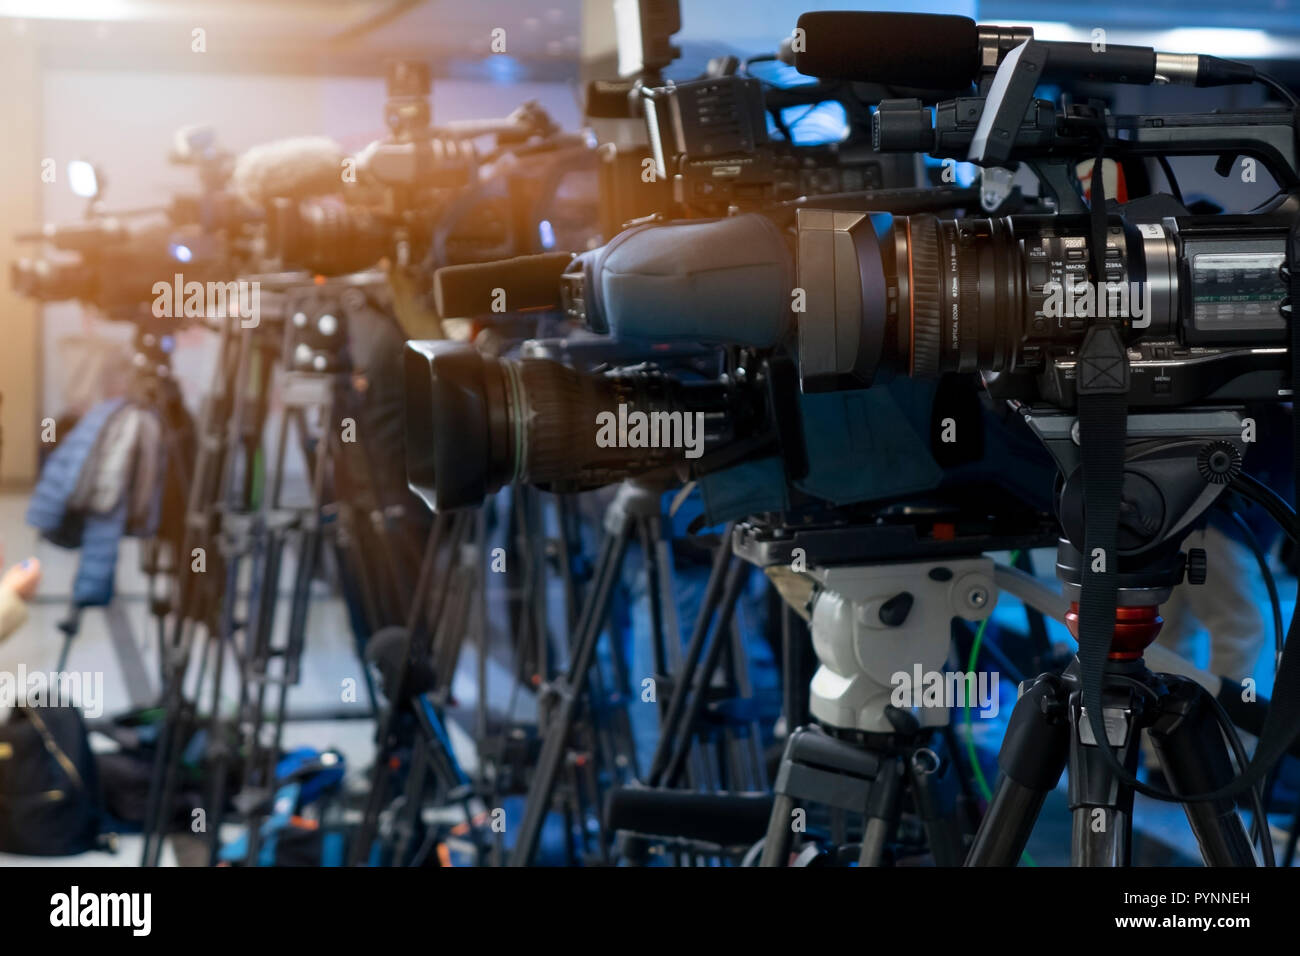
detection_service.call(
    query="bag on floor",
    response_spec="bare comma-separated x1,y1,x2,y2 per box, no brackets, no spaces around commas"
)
0,706,103,855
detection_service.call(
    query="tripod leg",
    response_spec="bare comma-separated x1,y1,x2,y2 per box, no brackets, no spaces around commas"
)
1067,682,1141,867
662,560,750,788
780,605,813,732
638,517,670,679
141,612,204,867
507,525,632,866
759,793,798,867
966,674,1069,865
145,698,195,866
859,758,904,867
392,739,431,866
908,741,965,867
203,625,233,865
1147,676,1257,866
645,527,734,786
1286,799,1300,867
349,518,443,865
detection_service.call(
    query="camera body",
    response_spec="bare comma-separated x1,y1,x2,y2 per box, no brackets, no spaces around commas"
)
639,74,906,216
791,36,1300,414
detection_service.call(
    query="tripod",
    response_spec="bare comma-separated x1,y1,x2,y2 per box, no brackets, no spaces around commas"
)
507,480,764,865
139,300,256,868
348,507,488,866
51,322,197,701
758,555,996,866
597,501,1056,865
966,542,1257,866
140,273,413,866
968,406,1265,866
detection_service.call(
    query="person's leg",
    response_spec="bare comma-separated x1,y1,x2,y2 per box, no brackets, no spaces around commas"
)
1146,530,1211,770
1154,528,1206,668
1185,526,1267,683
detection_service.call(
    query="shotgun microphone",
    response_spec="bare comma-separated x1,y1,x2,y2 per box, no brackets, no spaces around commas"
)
793,11,1257,90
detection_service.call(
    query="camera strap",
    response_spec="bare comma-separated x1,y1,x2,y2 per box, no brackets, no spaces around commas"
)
1075,323,1139,794
1075,180,1300,804
1074,140,1150,796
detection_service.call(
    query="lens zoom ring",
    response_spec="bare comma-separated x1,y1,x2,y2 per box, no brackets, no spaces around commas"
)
516,359,601,483
909,216,942,377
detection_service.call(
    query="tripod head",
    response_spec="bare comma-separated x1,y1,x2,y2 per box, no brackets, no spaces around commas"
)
1022,405,1248,658
741,509,1056,736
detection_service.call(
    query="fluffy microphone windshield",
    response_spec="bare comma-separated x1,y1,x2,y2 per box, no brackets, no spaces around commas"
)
230,136,346,207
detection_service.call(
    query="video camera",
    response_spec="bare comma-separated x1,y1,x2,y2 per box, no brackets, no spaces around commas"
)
9,125,275,325
785,12,1298,412
406,7,1123,519
636,68,913,215
561,14,1300,415
11,195,246,322
588,0,953,230
399,9,1300,594
262,60,598,277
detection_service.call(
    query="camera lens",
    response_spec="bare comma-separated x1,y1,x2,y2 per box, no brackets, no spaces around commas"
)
10,257,94,302
794,209,1025,390
270,197,391,274
893,214,1024,377
404,341,736,511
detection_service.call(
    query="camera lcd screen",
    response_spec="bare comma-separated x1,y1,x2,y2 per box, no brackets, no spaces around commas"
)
1187,244,1287,335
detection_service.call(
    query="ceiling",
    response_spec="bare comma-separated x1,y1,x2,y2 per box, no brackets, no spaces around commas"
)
3,0,1298,80
0,0,584,79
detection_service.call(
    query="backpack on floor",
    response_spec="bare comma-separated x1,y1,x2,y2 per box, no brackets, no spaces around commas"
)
0,706,103,855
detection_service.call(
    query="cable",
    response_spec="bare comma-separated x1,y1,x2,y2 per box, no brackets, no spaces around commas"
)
1256,70,1300,109
1111,672,1273,865
962,550,1036,866
1205,690,1276,867
963,615,994,802
1156,155,1185,208
1229,472,1300,544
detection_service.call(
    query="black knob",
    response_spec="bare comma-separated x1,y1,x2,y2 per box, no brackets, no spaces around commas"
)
1186,548,1208,585
879,591,914,627
1196,440,1242,485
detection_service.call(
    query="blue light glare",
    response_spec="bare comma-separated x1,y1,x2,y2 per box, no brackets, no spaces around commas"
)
484,55,523,85
170,242,193,263
922,154,978,188
538,219,556,250
746,58,818,89
768,101,849,146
